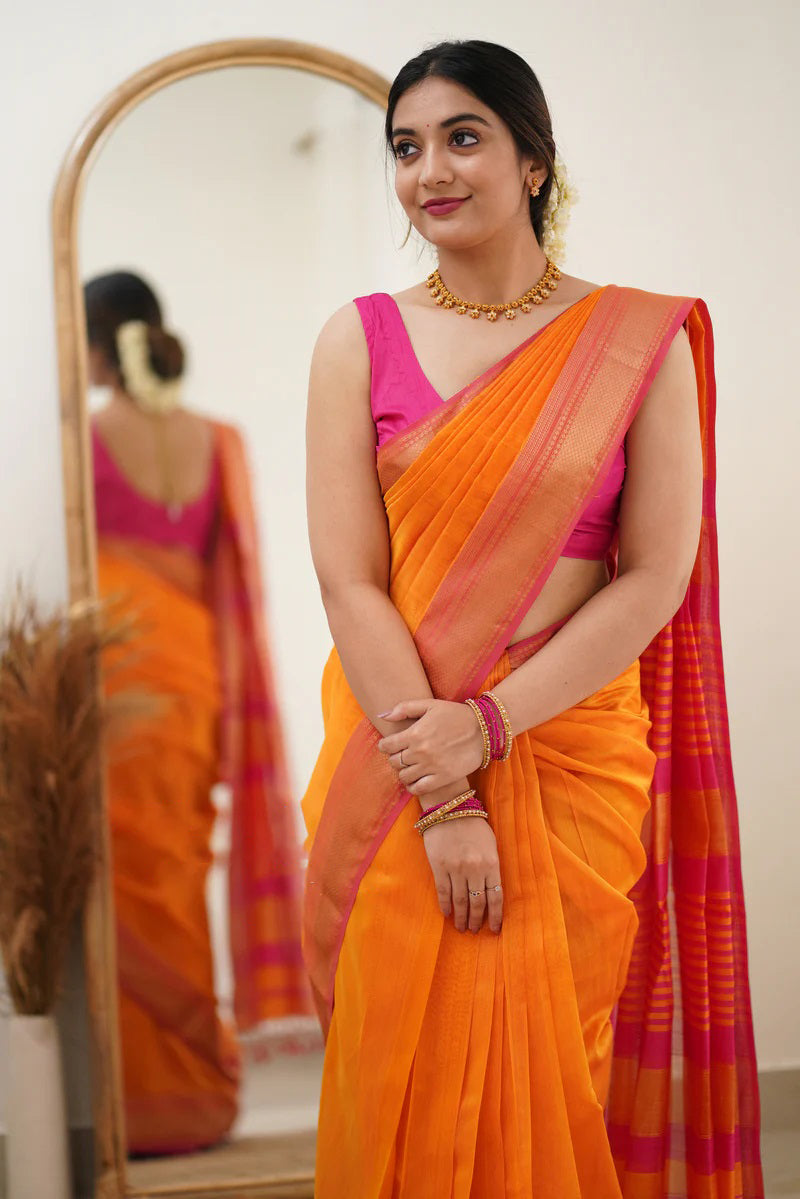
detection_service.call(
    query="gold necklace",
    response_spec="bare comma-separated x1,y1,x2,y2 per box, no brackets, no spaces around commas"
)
426,258,561,321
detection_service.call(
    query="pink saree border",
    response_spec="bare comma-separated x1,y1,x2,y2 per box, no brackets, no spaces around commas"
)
477,291,696,690
376,285,609,491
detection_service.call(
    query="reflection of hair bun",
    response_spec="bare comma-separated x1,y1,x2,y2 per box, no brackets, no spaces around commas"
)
146,326,185,380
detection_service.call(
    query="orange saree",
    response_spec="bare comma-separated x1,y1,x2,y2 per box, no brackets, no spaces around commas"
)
301,285,762,1197
97,421,314,1154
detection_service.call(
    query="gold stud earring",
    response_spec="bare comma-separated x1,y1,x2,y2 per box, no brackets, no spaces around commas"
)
529,177,541,198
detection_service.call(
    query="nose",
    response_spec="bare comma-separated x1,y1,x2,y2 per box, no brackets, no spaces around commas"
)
417,141,455,189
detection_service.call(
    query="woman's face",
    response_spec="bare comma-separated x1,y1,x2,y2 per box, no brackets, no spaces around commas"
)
390,76,542,252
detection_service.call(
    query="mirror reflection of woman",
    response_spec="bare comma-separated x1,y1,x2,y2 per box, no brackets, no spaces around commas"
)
85,271,315,1156
301,40,762,1197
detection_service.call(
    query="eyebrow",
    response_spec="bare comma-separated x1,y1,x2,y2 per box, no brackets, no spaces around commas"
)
390,112,491,139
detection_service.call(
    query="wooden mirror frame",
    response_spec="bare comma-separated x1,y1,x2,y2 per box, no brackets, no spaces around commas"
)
51,39,390,1199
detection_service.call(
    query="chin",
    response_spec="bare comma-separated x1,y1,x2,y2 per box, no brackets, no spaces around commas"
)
426,228,490,254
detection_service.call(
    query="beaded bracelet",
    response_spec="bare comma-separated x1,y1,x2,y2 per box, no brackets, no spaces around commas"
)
464,697,491,769
421,808,490,833
417,787,476,820
413,788,476,833
480,691,513,761
414,792,487,836
475,694,505,759
419,794,484,822
415,798,484,836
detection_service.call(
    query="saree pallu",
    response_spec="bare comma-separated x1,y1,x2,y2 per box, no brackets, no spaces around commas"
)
300,285,763,1198
208,423,316,1032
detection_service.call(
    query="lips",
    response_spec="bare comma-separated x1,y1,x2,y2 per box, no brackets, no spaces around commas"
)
423,197,469,216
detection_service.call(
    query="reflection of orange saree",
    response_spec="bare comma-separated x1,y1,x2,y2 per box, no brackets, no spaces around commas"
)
98,422,314,1155
301,286,763,1197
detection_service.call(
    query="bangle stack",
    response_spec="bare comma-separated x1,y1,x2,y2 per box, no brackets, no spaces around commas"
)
466,691,513,765
413,787,489,835
464,698,491,768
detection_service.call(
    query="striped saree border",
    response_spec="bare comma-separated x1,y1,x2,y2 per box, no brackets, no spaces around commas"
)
607,300,763,1195
210,422,315,1028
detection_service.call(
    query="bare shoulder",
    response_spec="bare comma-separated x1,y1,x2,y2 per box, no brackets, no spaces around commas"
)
629,320,697,441
648,321,695,398
312,301,370,373
170,406,215,449
554,271,605,302
307,302,374,440
390,281,429,309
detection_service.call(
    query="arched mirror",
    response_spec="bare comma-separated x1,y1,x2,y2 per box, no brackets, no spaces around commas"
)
52,39,424,1198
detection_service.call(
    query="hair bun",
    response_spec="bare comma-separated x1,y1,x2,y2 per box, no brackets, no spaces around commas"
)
146,326,185,380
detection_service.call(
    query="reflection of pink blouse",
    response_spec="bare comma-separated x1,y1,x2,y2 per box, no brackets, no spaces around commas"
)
91,422,220,558
354,293,626,561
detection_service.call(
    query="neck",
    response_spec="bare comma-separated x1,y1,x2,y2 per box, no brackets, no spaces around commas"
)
109,384,136,407
108,385,174,418
434,223,549,305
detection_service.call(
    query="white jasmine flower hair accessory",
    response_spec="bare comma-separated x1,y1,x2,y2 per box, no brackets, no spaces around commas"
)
540,149,579,265
115,320,182,416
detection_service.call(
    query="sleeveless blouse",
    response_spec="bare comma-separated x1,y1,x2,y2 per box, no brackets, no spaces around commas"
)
91,421,220,559
354,293,625,561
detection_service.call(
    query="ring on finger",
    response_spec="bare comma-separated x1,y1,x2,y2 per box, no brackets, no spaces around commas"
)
469,888,484,898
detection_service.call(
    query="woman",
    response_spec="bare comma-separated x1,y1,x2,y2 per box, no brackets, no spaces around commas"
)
301,41,763,1198
85,271,315,1154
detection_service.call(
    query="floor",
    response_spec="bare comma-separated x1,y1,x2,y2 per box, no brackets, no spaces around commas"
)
125,1048,323,1195
122,1054,798,1196
759,1067,800,1196
125,1131,316,1195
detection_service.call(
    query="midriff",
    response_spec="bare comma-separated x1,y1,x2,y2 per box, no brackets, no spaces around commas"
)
506,555,611,646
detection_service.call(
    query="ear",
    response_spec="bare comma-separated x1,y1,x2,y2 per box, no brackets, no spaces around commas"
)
528,161,548,187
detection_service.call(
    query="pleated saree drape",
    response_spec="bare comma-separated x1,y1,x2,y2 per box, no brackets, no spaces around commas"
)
300,285,762,1198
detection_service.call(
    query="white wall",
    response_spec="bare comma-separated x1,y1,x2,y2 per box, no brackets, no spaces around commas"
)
1,0,798,1149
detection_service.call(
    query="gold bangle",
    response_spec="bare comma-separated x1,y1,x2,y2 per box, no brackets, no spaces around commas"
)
481,691,513,761
414,790,476,833
419,809,489,834
413,788,476,832
464,697,491,769
414,793,467,833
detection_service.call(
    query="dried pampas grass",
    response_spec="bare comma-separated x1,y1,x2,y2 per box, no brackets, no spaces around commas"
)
0,585,145,1015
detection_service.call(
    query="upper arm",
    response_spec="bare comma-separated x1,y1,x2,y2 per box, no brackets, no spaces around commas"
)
617,323,703,595
305,301,390,597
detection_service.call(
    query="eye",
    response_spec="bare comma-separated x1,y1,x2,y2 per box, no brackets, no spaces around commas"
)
393,140,417,160
451,129,479,147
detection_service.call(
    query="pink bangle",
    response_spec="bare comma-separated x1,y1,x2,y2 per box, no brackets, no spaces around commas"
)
451,795,485,813
413,789,487,834
418,788,478,818
478,692,513,762
475,694,506,759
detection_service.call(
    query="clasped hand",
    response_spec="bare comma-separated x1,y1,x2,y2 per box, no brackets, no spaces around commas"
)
376,697,484,795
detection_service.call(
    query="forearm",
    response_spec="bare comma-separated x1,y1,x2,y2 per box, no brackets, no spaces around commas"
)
322,582,471,807
491,568,686,735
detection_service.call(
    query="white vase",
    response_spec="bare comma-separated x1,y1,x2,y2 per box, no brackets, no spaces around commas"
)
7,1013,72,1199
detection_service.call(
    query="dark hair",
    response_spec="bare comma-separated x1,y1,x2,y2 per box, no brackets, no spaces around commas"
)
385,40,557,247
83,270,185,381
